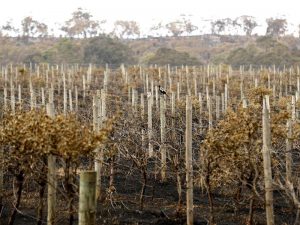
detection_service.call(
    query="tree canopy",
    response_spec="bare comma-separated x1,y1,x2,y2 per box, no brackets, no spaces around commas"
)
83,36,136,65
146,47,201,66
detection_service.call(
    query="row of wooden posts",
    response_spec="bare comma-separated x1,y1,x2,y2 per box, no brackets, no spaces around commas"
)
41,92,195,225
46,94,276,225
2,62,300,117
1,63,300,225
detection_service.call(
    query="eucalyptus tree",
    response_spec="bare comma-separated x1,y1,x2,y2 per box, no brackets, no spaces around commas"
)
266,17,287,38
61,8,105,38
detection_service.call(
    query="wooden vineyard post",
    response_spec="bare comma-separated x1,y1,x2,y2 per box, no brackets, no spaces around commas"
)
216,96,220,120
206,86,209,109
286,118,292,184
132,88,138,112
279,73,282,98
83,75,86,99
146,73,149,93
240,82,244,100
212,78,216,99
46,69,49,89
224,84,228,112
272,84,276,99
75,86,78,112
207,64,210,78
127,86,131,102
141,93,146,150
198,93,203,135
187,75,191,96
262,96,275,225
41,87,45,106
101,89,106,123
164,66,168,91
177,82,180,101
171,92,176,141
96,91,102,130
10,79,15,114
47,103,56,225
49,86,54,107
18,85,22,109
160,95,166,182
4,87,7,110
0,71,5,206
155,86,159,110
208,96,212,130
147,92,153,157
87,64,92,89
69,89,73,112
103,70,108,91
221,93,225,114
29,79,34,109
92,96,97,132
63,73,67,114
242,98,248,108
94,91,104,200
150,79,154,97
186,95,193,225
141,93,145,119
292,96,296,120
131,88,135,108
286,99,295,184
79,171,96,225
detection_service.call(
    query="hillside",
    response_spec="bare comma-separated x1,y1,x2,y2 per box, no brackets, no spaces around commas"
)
127,35,300,66
1,34,300,66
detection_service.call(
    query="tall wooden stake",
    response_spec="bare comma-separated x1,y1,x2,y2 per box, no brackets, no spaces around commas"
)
47,103,56,225
147,92,153,157
160,96,166,182
79,171,96,225
262,96,275,225
186,95,193,225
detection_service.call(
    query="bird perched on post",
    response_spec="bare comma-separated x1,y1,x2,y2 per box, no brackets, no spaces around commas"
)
158,85,168,97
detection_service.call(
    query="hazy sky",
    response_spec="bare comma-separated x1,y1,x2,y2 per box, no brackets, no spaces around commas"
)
1,0,300,35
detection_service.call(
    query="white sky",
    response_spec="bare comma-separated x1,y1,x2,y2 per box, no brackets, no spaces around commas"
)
1,0,300,35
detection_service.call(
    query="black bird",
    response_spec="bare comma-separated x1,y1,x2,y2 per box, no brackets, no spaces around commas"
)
158,85,168,97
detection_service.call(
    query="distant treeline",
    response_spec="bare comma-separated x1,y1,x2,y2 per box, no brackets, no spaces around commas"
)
1,34,300,67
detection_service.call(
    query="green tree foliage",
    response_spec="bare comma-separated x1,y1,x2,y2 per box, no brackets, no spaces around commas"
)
42,38,83,63
225,47,256,66
22,38,83,64
146,47,201,66
215,36,300,67
84,36,136,65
